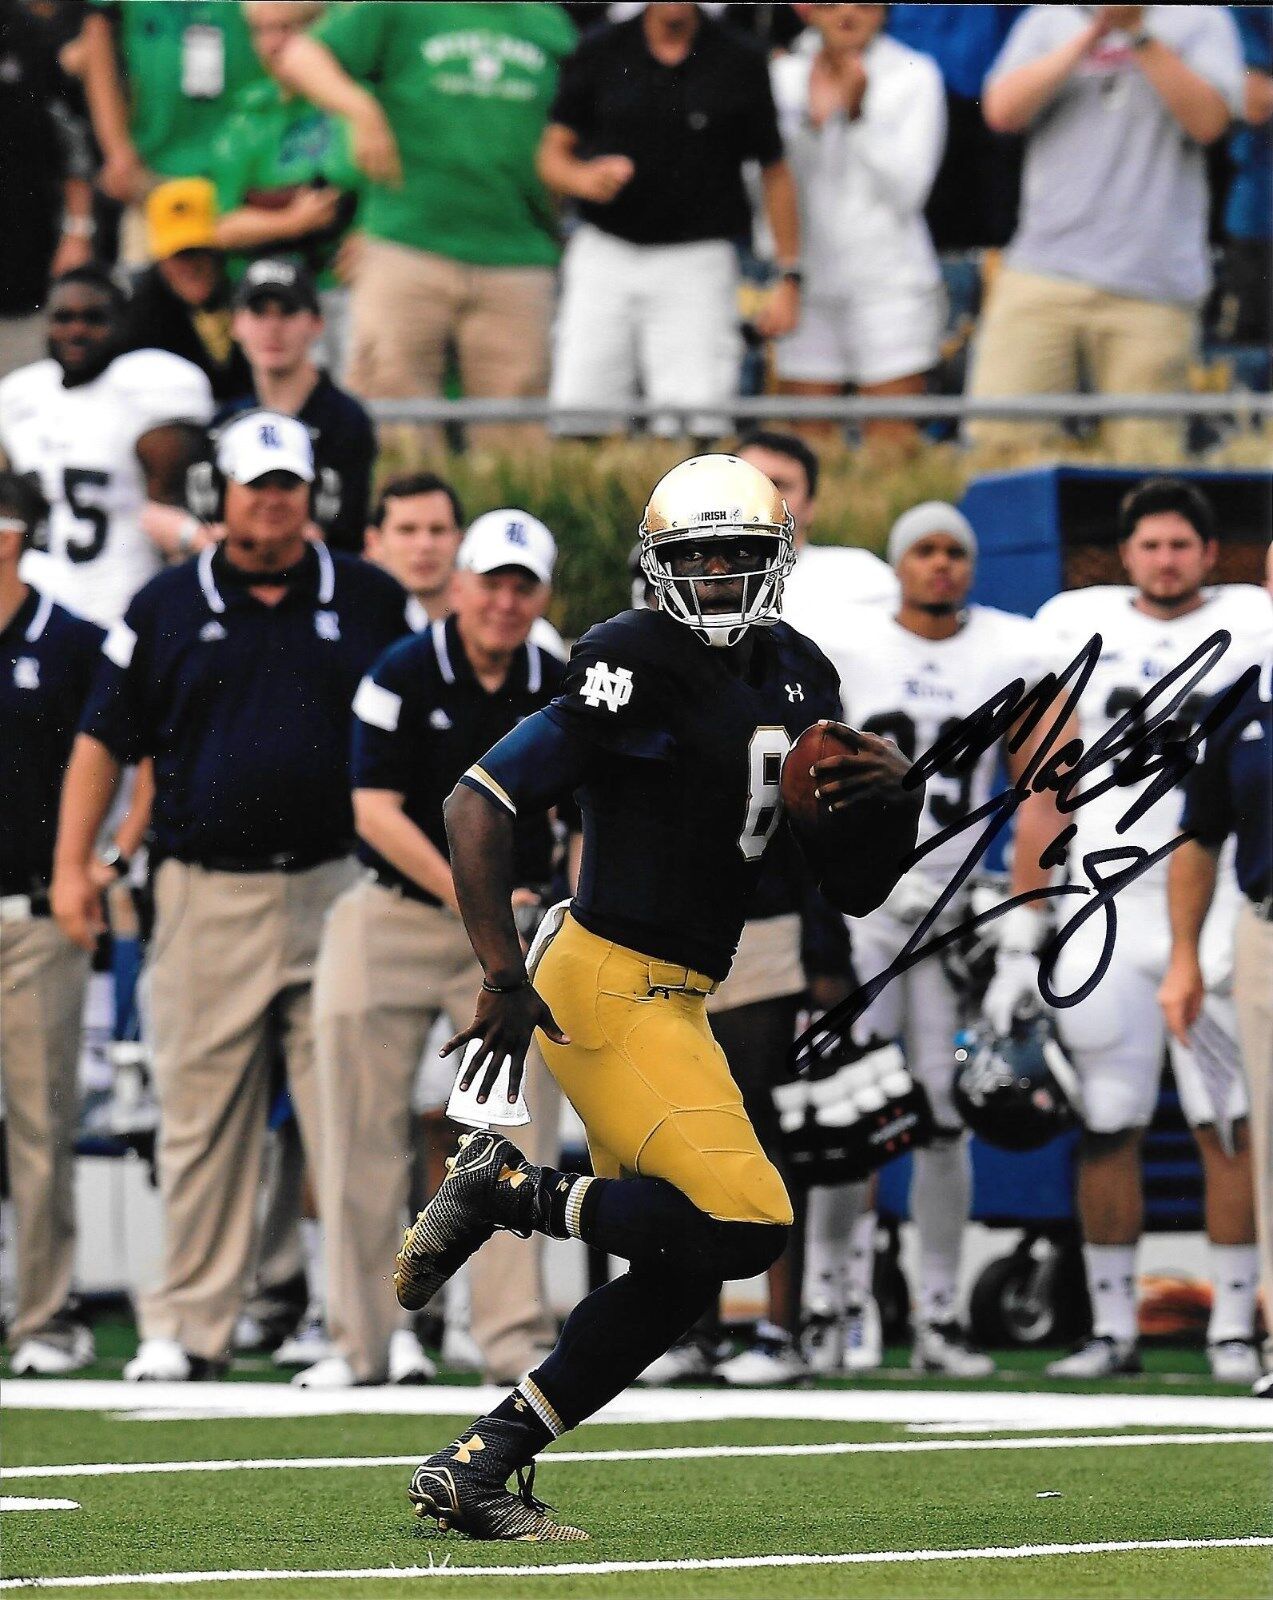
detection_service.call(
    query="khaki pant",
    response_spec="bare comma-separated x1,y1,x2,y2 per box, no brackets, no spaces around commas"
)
139,857,357,1360
0,915,89,1343
313,878,559,1383
344,237,552,453
966,266,1196,461
1234,901,1273,1326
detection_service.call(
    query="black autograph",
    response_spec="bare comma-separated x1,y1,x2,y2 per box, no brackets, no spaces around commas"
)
791,629,1260,1075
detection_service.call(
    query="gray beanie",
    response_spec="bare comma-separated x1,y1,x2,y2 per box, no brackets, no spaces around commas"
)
886,501,977,568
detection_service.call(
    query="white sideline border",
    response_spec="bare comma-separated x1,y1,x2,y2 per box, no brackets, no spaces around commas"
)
3,1536,1272,1590
0,1499,79,1513
6,1380,1272,1430
5,1432,1272,1483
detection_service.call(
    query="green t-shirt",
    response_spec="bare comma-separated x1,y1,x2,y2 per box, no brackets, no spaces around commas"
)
312,2,576,268
210,79,363,288
93,1,264,178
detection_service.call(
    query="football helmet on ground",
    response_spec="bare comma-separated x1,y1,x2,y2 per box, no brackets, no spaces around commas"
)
952,1008,1083,1152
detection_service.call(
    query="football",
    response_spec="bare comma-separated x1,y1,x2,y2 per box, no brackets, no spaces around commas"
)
780,720,923,916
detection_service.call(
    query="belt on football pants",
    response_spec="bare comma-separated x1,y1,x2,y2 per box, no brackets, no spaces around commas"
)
645,959,718,998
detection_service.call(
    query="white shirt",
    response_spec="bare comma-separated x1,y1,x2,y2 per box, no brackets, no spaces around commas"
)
1,349,213,627
771,31,946,299
782,542,900,644
819,603,1049,880
1033,584,1271,880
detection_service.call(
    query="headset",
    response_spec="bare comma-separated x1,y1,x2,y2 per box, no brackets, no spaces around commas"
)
186,408,341,528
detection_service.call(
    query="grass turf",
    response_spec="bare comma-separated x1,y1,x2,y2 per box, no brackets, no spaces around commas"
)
4,1406,1270,1600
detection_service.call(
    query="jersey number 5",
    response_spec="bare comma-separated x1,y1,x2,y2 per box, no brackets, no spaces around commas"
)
739,727,792,861
62,468,110,563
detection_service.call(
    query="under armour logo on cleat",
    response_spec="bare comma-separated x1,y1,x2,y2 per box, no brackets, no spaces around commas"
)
513,1397,527,1413
499,1165,528,1189
452,1434,485,1465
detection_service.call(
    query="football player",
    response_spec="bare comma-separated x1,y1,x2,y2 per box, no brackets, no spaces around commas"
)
392,454,920,1540
0,265,212,628
810,501,1059,1376
1027,479,1270,1381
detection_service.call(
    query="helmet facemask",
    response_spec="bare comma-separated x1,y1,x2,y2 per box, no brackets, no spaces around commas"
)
640,528,795,648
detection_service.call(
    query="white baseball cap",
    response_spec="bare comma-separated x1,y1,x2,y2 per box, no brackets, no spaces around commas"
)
458,509,556,585
216,411,315,486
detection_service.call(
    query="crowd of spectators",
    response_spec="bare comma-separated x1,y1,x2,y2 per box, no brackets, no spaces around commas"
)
2,2,1268,453
0,2,1269,1389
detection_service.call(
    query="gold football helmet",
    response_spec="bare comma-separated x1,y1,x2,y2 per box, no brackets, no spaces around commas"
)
638,454,796,647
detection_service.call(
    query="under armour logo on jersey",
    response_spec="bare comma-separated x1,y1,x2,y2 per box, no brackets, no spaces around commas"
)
580,660,633,713
785,682,804,703
12,656,39,690
259,422,282,449
199,620,226,643
314,610,341,641
429,708,453,731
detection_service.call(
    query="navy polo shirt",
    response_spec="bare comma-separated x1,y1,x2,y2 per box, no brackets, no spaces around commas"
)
213,374,376,553
352,614,565,905
1,589,103,896
82,542,410,865
1181,654,1273,905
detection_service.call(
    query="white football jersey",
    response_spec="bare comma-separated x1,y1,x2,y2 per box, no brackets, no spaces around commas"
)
1032,584,1271,876
781,543,900,643
821,604,1048,879
0,349,213,626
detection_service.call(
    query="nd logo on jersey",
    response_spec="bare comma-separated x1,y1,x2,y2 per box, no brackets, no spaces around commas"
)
580,661,633,713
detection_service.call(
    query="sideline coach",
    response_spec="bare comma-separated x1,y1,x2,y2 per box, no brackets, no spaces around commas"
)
52,411,411,1380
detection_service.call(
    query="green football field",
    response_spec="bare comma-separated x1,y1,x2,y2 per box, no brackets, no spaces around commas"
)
4,1340,1272,1600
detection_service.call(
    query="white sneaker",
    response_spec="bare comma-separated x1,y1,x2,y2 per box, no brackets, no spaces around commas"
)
273,1312,335,1368
842,1295,883,1373
440,1324,484,1374
801,1311,843,1375
718,1325,808,1387
635,1335,720,1385
1208,1339,1262,1384
10,1322,95,1375
911,1321,995,1377
1045,1335,1142,1378
1253,1369,1273,1397
124,1336,191,1382
232,1313,268,1353
388,1328,436,1385
292,1354,356,1389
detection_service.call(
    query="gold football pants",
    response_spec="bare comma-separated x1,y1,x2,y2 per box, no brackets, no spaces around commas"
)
532,913,793,1227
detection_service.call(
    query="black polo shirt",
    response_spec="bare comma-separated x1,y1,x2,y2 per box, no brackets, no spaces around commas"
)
1181,655,1272,905
352,614,565,905
213,374,376,555
1,589,103,897
549,14,783,246
81,542,411,866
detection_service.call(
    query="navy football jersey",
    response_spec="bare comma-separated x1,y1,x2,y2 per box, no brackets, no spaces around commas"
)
464,608,842,978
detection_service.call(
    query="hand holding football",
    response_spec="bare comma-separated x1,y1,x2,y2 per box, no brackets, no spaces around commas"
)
780,720,924,916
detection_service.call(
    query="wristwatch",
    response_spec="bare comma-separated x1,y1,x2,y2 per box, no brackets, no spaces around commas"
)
777,265,805,289
1129,30,1155,51
98,844,132,880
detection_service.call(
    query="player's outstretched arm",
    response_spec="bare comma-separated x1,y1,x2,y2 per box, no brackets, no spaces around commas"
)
440,783,569,1106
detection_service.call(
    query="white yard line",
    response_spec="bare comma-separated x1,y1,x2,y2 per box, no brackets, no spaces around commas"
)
5,1380,1272,1430
5,1431,1270,1482
0,1499,79,1513
2,1536,1271,1590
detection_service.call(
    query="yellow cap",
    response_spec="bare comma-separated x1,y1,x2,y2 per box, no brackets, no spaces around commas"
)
146,178,218,260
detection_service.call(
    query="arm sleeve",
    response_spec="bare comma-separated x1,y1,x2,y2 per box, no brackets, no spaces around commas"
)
850,52,947,214
984,5,1070,88
547,38,595,135
1177,7,1245,112
745,44,785,166
311,1,391,83
79,599,152,764
350,642,421,793
121,355,215,432
540,624,678,761
461,708,595,820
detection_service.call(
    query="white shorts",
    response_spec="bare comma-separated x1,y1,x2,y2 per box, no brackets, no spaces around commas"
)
550,223,740,433
411,1012,457,1116
773,283,945,387
1051,878,1248,1133
707,913,805,1014
848,902,963,1130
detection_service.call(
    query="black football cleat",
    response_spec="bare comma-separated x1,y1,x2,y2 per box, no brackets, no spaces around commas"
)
408,1431,589,1542
394,1131,541,1311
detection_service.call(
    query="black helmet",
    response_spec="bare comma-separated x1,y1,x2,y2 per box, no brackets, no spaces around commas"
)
953,1010,1083,1152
